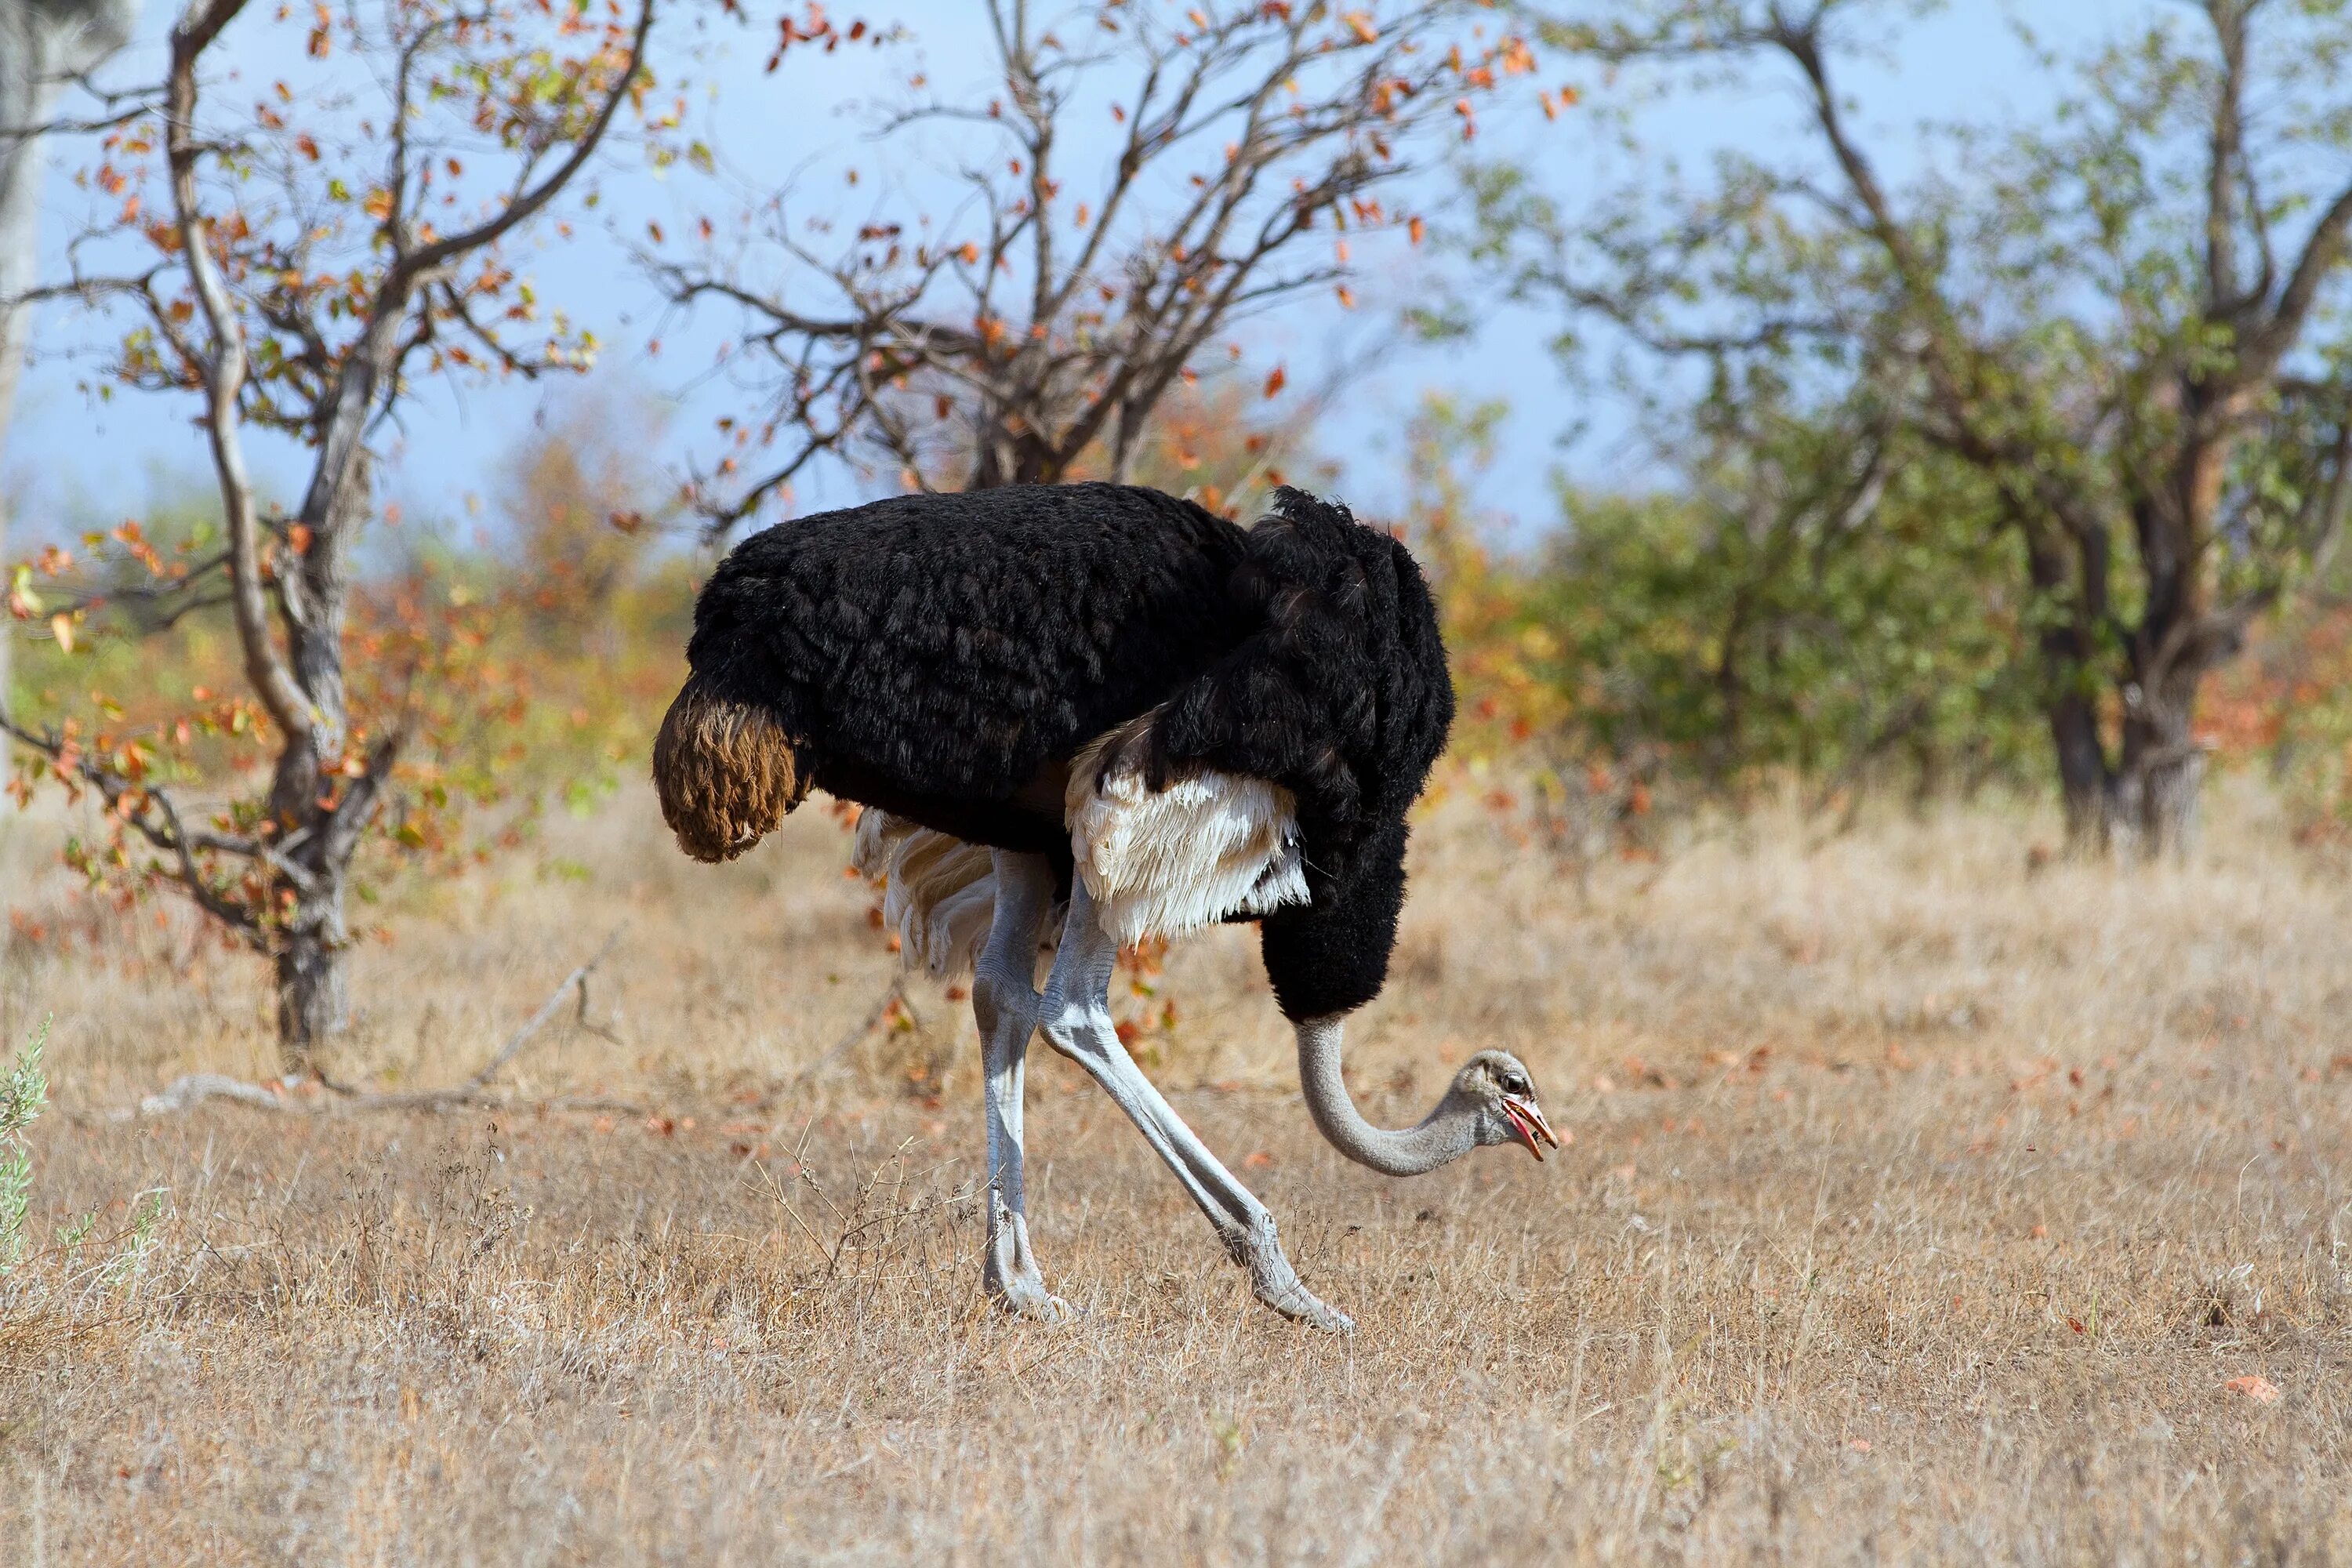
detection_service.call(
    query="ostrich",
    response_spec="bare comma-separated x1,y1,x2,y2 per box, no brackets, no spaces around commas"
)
654,483,1558,1331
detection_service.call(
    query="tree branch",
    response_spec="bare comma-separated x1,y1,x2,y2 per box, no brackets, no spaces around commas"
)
165,0,316,748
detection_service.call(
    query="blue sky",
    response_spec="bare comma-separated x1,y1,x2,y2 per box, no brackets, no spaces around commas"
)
4,0,2151,547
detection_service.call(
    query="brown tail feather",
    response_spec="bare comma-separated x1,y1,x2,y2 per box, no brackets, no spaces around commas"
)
652,676,808,862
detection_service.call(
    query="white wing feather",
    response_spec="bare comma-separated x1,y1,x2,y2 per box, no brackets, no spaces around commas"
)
1065,725,1308,948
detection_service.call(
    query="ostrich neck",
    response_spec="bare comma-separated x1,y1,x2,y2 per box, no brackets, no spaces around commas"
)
1294,1015,1476,1177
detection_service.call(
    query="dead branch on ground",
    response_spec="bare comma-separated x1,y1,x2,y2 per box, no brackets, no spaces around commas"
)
118,931,629,1119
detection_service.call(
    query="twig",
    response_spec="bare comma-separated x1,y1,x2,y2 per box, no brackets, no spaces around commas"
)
462,929,622,1091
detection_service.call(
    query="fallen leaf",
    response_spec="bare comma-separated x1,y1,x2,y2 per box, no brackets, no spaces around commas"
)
2224,1375,2281,1404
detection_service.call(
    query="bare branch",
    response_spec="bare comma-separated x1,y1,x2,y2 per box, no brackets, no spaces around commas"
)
165,0,316,746
295,0,655,550
666,0,1507,521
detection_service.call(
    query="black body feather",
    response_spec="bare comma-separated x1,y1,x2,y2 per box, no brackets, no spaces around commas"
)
672,481,1455,1018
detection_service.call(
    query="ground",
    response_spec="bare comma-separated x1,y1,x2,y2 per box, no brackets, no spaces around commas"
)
2,782,2348,1564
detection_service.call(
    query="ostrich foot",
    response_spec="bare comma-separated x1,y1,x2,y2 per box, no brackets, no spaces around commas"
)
984,1208,1076,1323
1231,1214,1355,1334
985,1272,1078,1323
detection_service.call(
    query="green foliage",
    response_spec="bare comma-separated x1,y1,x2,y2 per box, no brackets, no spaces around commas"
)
1537,419,2042,791
0,1015,176,1294
1414,392,2042,801
0,1018,50,1273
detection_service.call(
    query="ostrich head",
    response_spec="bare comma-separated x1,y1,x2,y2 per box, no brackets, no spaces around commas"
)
1295,1020,1562,1177
1444,1050,1562,1161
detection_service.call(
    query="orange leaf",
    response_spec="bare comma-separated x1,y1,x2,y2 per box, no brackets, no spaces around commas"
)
1408,215,1426,246
1263,365,1287,398
2224,1375,2281,1404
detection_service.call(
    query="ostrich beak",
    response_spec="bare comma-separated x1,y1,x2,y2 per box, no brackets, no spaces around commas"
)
1501,1096,1562,1161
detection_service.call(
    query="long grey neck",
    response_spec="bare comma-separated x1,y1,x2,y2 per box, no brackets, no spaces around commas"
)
1294,1014,1477,1177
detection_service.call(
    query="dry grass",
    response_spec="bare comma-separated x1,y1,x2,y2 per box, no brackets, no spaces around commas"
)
3,780,2350,1564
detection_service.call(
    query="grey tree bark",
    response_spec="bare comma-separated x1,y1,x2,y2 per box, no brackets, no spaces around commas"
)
0,0,139,783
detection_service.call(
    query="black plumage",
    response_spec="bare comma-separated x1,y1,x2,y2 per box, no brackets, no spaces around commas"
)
657,481,1455,1020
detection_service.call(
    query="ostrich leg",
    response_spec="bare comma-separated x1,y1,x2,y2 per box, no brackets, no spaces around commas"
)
972,851,1071,1320
1039,879,1352,1332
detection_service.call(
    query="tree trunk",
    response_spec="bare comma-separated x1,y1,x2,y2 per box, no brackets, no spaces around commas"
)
2115,662,2208,864
273,874,350,1073
263,454,368,1075
2017,512,2120,855
2136,744,2204,859
2045,688,2112,855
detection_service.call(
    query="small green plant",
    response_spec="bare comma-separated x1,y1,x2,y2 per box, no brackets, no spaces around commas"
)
99,1189,169,1290
53,1210,96,1253
0,1017,50,1272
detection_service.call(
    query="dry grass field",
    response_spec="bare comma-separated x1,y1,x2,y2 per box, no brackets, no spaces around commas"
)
3,780,2350,1564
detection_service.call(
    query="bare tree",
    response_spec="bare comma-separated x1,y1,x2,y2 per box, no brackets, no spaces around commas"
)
658,0,1540,528
1,0,653,1068
0,0,140,781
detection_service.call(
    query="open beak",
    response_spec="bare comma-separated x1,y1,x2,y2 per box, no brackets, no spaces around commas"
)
1501,1097,1563,1162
